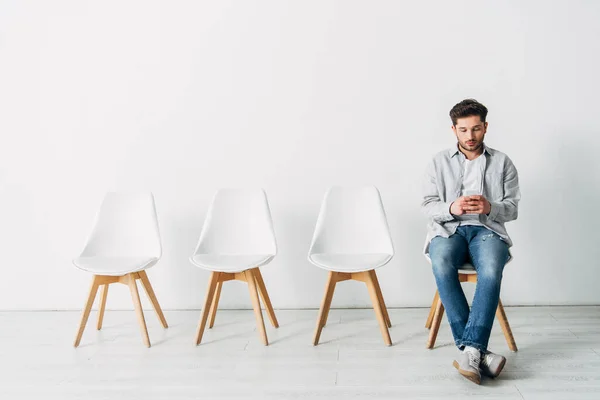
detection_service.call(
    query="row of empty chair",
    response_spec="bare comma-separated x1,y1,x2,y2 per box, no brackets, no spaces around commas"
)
73,187,516,351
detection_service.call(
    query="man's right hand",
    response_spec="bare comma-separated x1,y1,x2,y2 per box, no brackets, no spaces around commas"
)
450,196,472,216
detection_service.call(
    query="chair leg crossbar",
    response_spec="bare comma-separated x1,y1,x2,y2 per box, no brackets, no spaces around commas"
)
195,267,279,346
74,270,168,348
313,269,392,346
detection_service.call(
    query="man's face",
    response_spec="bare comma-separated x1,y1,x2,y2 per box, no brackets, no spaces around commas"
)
452,115,487,153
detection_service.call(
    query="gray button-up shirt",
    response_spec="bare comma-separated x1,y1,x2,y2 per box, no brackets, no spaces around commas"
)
421,145,520,254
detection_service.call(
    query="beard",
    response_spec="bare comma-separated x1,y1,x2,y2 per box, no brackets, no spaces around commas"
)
458,140,483,152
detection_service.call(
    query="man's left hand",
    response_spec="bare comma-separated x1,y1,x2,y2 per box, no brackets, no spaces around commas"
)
463,195,491,215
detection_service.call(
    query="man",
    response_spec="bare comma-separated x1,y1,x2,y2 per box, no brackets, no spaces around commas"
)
421,99,520,384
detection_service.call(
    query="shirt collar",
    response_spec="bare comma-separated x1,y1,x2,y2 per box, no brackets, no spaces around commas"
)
449,143,493,158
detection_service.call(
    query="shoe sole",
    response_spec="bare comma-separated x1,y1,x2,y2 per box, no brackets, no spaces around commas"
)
453,360,481,385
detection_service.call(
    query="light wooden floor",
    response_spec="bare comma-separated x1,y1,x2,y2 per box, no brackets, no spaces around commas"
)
1,307,599,399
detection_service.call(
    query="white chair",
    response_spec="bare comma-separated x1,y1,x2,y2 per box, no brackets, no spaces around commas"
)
190,188,279,346
73,192,168,348
308,186,395,346
424,256,517,352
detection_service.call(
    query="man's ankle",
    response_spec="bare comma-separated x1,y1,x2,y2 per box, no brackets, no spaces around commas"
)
464,345,480,355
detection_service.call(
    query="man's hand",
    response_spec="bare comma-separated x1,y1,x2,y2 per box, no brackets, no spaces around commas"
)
450,195,491,216
450,196,469,216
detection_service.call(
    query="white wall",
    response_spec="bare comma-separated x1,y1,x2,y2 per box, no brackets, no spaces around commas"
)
1,0,599,310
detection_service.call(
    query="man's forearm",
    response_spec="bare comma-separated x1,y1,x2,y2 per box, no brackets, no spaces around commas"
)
422,198,455,223
487,200,518,223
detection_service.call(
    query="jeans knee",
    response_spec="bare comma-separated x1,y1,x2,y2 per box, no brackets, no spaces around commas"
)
431,255,457,278
477,263,504,282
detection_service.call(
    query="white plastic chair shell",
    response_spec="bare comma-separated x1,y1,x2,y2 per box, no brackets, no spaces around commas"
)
190,188,277,273
73,192,162,276
308,186,394,273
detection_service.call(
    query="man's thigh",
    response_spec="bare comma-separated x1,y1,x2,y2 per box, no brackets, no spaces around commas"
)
468,228,509,273
429,233,469,271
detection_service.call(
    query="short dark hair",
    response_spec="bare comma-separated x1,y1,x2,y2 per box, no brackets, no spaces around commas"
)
449,99,488,126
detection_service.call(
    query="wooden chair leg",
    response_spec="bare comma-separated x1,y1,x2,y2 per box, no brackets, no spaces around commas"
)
496,298,518,352
138,270,168,329
371,271,392,328
195,272,220,345
74,276,101,347
246,270,268,346
321,275,336,329
96,284,109,330
313,271,337,346
426,297,445,349
425,291,439,329
208,281,222,329
365,270,392,346
127,274,150,348
253,268,279,328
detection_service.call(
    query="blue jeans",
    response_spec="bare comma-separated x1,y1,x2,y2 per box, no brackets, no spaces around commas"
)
429,225,509,352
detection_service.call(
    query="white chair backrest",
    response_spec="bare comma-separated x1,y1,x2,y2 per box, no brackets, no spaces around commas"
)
80,192,162,258
308,186,394,256
194,188,277,256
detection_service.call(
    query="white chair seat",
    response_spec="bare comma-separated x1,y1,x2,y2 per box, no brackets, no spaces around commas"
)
309,253,393,273
73,256,159,276
458,262,476,274
190,254,275,273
